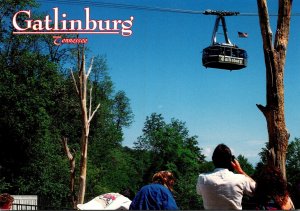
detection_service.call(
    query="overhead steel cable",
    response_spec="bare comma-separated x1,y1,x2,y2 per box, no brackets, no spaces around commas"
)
37,0,300,16
38,0,205,15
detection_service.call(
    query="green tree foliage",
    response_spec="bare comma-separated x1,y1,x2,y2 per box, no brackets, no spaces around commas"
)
286,138,300,182
286,138,300,208
0,1,134,208
198,161,214,173
0,2,75,208
133,113,206,209
113,91,134,130
0,49,70,207
236,154,255,176
0,0,37,42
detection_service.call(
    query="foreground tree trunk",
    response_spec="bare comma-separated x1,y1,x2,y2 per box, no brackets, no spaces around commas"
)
62,48,100,207
256,0,293,179
72,49,100,204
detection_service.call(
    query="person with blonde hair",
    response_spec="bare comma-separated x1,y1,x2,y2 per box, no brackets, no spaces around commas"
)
129,171,178,210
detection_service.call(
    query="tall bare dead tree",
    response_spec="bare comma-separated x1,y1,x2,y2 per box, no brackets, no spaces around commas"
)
256,0,293,179
62,47,100,207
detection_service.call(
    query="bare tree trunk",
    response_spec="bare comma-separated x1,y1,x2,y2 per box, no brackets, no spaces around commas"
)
69,48,100,205
256,0,292,179
77,52,89,204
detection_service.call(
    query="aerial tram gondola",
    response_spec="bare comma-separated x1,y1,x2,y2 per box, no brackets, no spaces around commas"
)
202,10,248,71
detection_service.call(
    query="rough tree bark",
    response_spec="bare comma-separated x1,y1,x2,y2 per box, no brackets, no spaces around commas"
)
256,0,293,179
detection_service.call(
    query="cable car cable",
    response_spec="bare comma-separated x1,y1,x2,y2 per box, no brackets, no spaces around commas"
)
37,0,300,16
37,0,299,71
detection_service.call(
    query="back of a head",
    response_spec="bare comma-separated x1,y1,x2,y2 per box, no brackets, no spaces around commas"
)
212,144,233,170
152,171,175,191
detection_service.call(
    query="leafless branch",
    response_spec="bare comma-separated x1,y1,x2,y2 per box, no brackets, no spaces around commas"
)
86,57,94,78
89,87,92,119
88,103,100,124
70,69,79,95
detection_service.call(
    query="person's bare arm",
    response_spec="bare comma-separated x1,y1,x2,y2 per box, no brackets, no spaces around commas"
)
231,159,255,182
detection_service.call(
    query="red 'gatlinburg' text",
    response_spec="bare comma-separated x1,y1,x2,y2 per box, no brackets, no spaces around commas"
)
12,7,134,37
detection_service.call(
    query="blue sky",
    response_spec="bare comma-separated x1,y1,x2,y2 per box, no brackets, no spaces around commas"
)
37,0,300,165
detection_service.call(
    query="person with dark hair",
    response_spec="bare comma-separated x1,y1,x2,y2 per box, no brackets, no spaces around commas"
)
0,193,14,210
255,165,295,210
196,143,256,210
129,171,178,210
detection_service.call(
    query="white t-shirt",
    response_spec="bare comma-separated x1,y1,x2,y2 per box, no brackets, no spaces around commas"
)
196,168,256,210
77,193,132,210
